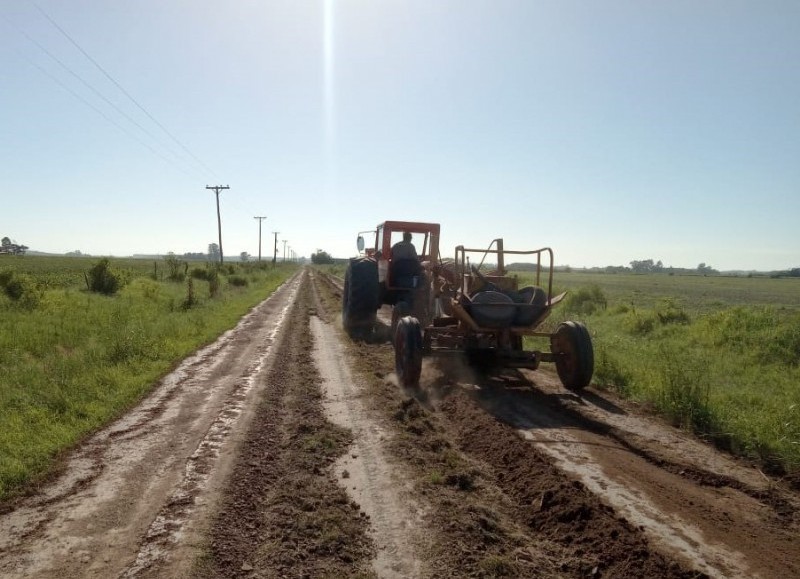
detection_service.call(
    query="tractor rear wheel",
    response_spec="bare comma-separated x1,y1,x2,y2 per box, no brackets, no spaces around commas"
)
342,258,379,338
550,321,593,391
395,316,422,389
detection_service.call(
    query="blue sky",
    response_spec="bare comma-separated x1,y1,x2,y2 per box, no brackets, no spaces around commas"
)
2,1,798,270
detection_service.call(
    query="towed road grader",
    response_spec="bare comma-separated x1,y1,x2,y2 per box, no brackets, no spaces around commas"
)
342,221,593,391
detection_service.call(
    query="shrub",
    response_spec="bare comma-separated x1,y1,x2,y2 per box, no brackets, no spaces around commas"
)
565,284,607,316
227,274,248,287
190,267,209,281
163,254,186,282
655,299,690,325
1,272,41,309
624,309,656,335
86,259,127,295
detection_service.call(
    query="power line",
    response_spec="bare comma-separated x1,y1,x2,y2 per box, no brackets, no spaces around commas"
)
5,17,195,177
9,41,195,178
32,1,218,180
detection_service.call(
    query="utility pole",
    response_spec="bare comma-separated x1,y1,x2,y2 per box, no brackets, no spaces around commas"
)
272,231,279,265
253,216,266,261
206,185,229,263
282,240,287,262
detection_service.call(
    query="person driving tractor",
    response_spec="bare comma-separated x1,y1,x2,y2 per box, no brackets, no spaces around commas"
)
391,232,420,287
391,231,418,260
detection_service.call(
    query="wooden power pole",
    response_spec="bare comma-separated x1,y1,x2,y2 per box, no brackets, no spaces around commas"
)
254,216,267,261
272,231,279,266
206,185,229,263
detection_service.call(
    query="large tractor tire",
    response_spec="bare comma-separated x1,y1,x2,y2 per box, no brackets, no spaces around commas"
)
394,316,422,389
550,321,594,391
342,258,379,338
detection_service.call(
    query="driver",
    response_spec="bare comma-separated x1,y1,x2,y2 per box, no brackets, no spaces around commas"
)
391,231,418,260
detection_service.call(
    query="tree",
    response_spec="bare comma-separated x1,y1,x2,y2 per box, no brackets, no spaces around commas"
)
630,259,655,273
208,243,220,262
311,249,334,265
0,237,28,255
240,252,250,262
697,263,716,275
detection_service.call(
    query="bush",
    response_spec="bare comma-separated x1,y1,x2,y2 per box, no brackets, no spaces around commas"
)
163,254,187,282
190,267,210,281
624,309,656,335
1,272,40,309
565,284,607,316
86,258,127,295
227,274,248,287
655,299,690,325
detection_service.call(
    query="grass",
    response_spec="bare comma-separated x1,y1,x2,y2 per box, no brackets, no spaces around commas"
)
0,255,297,500
513,269,800,475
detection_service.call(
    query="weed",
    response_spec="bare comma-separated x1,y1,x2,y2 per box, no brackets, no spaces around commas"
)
594,346,631,395
181,278,198,310
653,344,714,432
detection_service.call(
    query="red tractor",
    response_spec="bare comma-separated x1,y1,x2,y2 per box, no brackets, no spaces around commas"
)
342,220,439,338
343,222,594,393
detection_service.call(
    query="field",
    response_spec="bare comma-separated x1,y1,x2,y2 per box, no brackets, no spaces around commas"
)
0,254,297,501
515,270,800,475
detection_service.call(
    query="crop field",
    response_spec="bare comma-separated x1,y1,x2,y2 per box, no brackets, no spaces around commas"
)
515,270,800,475
0,254,298,500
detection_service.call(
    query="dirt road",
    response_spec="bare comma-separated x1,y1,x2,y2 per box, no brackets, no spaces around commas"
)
1,268,798,578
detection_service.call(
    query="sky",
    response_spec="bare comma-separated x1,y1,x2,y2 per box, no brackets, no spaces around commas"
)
1,0,798,271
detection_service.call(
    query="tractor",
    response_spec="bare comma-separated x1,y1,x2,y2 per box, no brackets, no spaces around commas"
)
342,220,439,338
343,223,594,392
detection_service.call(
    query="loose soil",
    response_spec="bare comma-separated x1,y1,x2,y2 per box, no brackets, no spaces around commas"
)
1,267,798,578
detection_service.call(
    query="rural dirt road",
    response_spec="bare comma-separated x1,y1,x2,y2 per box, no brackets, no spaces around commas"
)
1,267,798,578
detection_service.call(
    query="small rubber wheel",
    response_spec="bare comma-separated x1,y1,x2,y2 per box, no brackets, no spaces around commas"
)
395,316,422,389
550,321,594,391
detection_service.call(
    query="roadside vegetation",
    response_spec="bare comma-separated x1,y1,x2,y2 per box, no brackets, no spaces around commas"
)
516,270,800,477
0,255,297,501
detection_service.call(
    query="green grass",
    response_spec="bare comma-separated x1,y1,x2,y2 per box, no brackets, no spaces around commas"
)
513,270,800,475
0,255,297,500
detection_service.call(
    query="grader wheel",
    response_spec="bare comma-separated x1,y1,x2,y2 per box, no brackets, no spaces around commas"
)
550,321,594,391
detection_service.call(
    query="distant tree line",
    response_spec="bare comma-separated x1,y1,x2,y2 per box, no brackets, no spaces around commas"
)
510,259,720,275
1,236,28,255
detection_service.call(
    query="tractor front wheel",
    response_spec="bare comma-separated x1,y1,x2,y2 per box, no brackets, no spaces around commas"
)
395,316,422,389
550,321,593,391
